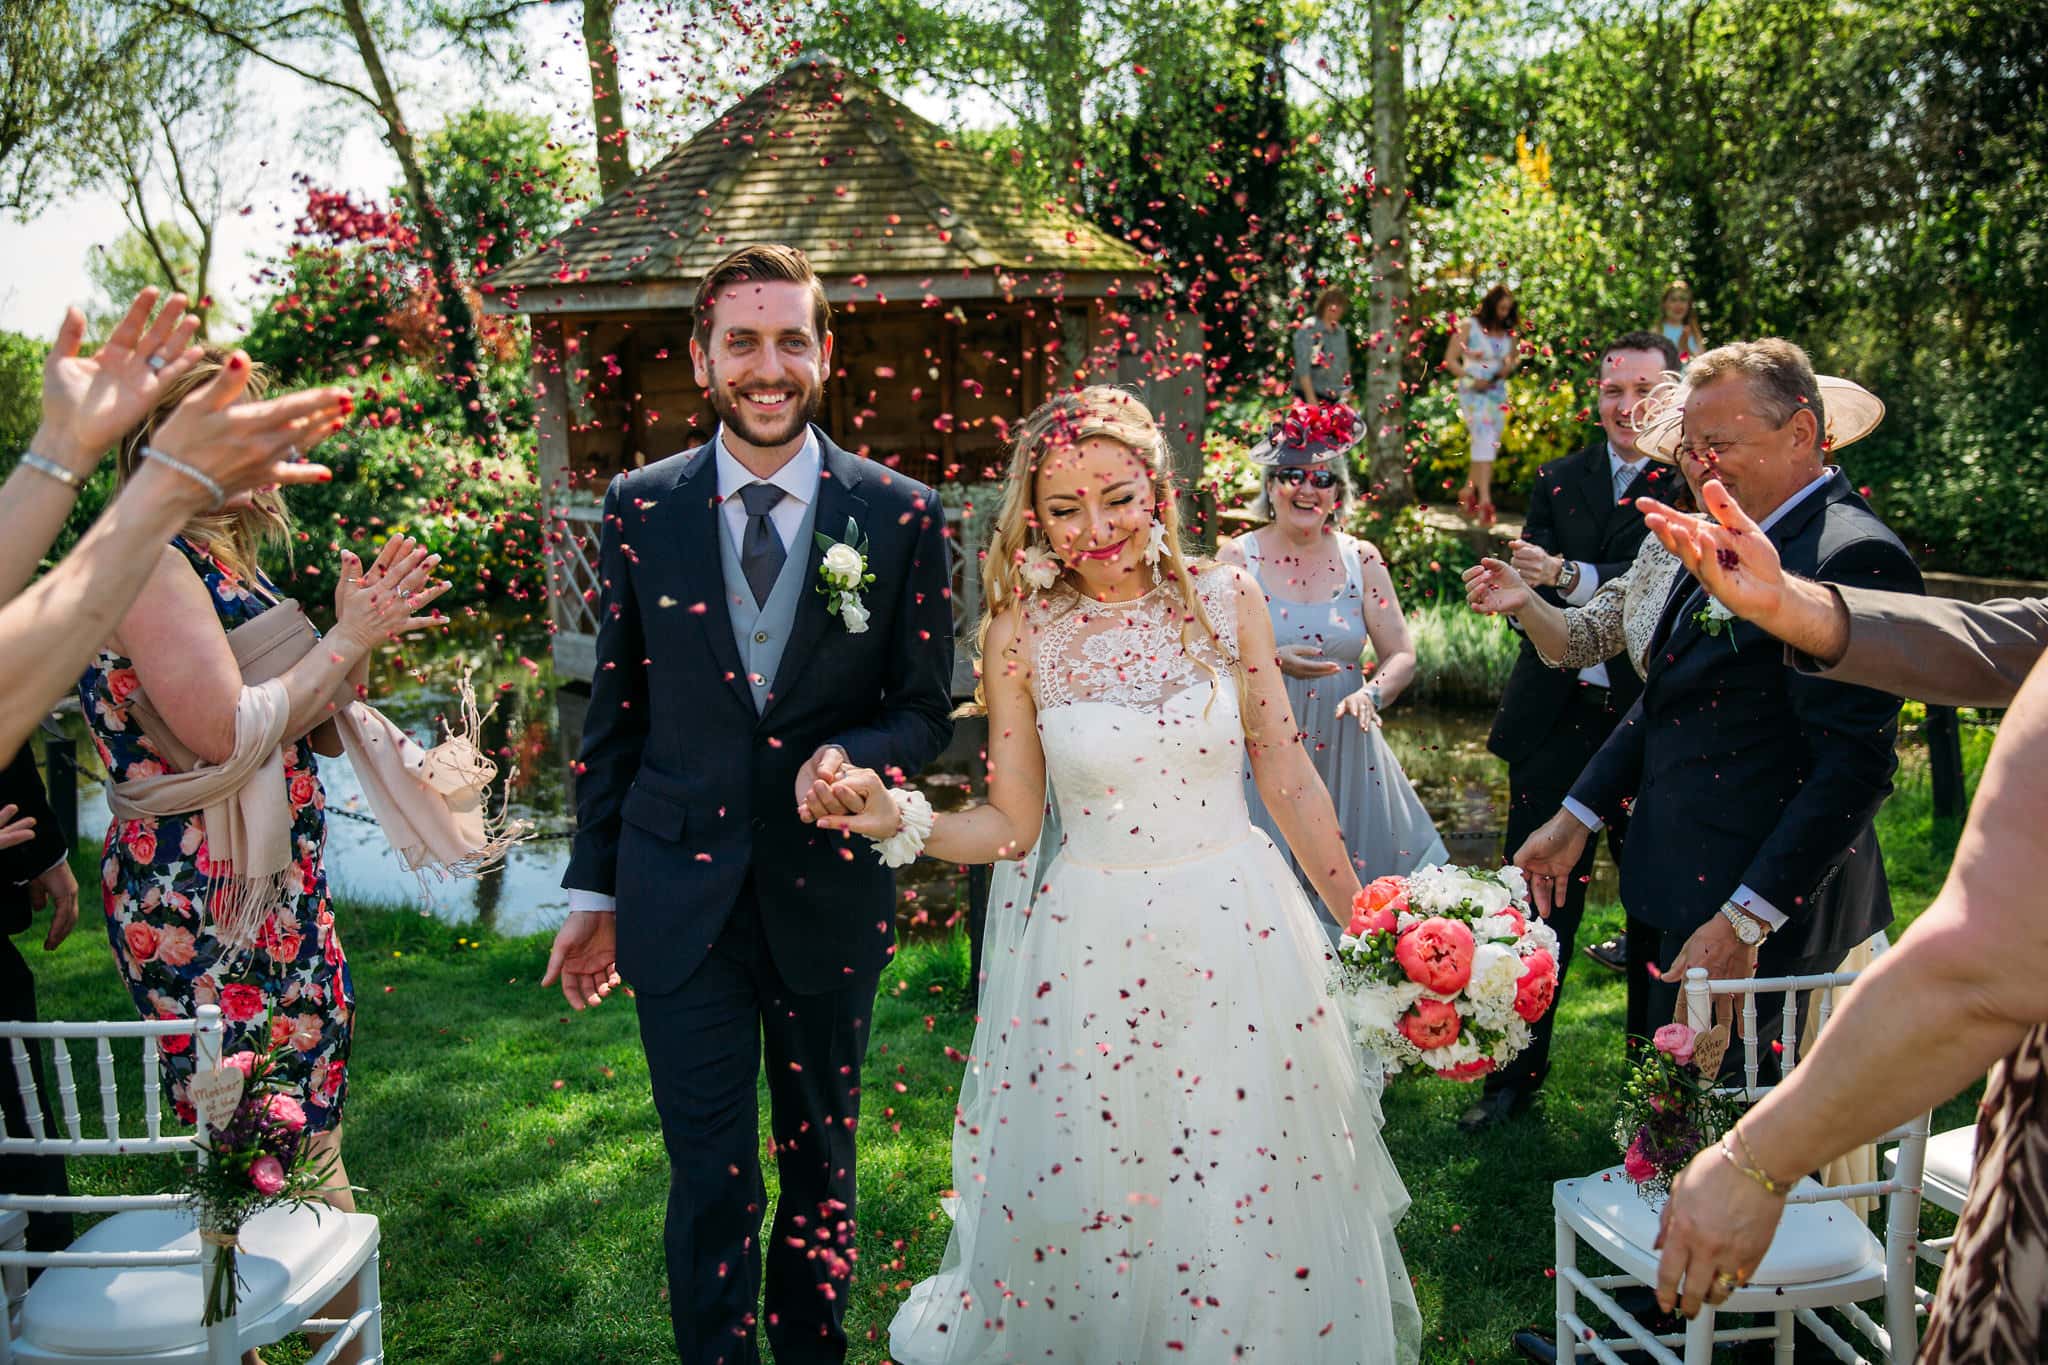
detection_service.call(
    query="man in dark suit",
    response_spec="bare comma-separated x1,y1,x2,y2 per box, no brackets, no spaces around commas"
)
543,244,954,1365
0,740,79,1257
1516,339,1921,1050
1463,330,1682,1131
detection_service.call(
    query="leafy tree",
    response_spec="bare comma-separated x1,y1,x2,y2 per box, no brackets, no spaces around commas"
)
133,0,501,436
86,224,207,333
393,106,586,275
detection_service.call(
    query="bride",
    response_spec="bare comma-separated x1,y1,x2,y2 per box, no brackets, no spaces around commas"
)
813,387,1420,1363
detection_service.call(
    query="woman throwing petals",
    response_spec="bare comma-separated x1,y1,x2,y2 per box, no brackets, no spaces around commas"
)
810,388,1419,1364
1219,402,1447,918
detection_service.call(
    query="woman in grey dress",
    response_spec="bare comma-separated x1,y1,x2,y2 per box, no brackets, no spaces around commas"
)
1219,404,1448,928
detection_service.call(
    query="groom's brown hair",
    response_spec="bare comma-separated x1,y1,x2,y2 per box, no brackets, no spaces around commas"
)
693,243,833,349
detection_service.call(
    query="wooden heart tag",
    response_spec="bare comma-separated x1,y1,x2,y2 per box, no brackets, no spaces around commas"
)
188,1067,246,1134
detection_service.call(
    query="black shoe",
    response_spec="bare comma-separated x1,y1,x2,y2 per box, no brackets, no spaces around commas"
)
1458,1086,1534,1133
1585,932,1628,973
1512,1329,1558,1364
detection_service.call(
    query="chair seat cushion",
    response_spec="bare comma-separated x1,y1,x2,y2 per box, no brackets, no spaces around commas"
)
1886,1125,1975,1212
1561,1166,1882,1287
19,1201,366,1354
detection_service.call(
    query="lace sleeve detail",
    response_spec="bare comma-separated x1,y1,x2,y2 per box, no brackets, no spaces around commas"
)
1542,568,1630,669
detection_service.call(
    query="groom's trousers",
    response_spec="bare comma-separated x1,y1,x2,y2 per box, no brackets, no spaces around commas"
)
636,882,880,1365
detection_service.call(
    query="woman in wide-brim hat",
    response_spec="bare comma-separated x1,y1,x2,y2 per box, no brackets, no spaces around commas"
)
1219,402,1448,925
1463,373,1886,680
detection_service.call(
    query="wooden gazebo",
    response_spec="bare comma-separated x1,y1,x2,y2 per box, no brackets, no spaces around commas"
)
486,57,1199,685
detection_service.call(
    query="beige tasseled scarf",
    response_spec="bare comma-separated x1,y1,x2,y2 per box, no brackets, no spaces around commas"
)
105,600,527,950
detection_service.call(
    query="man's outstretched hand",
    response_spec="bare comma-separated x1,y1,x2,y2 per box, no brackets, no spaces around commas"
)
543,910,620,1010
1639,479,1784,623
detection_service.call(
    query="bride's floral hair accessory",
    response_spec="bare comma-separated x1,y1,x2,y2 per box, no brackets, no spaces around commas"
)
1018,541,1062,592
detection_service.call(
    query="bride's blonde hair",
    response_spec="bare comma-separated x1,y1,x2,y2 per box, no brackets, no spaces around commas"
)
967,385,1238,718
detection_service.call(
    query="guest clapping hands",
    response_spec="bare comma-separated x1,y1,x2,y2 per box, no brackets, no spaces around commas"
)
0,290,351,757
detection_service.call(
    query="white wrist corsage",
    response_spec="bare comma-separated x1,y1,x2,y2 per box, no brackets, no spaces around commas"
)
871,788,934,868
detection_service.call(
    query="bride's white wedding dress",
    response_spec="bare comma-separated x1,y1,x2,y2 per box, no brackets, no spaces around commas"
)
889,565,1421,1364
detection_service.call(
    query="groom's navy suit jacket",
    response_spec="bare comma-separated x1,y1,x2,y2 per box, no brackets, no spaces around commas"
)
1568,471,1922,964
562,430,955,996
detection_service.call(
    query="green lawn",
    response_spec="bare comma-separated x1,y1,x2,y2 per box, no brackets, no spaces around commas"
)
30,718,1993,1363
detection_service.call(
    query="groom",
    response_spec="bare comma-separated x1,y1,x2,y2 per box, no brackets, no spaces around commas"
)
544,243,955,1363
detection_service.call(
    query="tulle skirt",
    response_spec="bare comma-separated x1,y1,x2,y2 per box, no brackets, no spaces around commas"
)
888,828,1422,1364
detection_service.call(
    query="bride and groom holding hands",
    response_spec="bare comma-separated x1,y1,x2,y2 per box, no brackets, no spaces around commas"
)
539,241,1422,1363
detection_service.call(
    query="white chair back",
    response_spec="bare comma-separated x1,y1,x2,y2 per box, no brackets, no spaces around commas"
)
1680,965,1931,1362
0,1006,224,1362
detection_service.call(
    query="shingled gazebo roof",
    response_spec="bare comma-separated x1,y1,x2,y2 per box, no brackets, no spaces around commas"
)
489,57,1154,312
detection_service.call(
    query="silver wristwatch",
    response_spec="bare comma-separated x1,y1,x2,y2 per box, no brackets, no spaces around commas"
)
1719,900,1768,946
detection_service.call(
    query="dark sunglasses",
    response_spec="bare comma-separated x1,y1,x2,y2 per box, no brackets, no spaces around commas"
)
1272,467,1340,490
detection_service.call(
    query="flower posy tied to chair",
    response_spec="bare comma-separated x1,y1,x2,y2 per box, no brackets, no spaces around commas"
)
178,1038,343,1324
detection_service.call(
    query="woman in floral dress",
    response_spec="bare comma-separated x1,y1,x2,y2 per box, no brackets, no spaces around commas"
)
75,351,443,1362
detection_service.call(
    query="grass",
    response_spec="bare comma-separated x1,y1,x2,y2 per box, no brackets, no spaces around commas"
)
29,721,1992,1363
1406,604,1522,708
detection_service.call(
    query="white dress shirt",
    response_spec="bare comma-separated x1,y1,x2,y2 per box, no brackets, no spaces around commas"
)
1560,451,1653,689
568,427,823,916
1563,468,1839,931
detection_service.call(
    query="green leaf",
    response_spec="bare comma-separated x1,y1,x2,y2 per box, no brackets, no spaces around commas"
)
814,530,837,553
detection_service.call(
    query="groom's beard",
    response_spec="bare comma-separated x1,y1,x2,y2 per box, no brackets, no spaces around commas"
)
706,372,825,450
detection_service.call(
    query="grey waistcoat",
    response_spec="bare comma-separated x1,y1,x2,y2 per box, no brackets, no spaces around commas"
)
717,490,822,715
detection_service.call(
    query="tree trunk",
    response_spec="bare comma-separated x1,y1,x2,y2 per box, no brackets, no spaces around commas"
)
338,0,495,438
583,0,631,197
1365,0,1413,503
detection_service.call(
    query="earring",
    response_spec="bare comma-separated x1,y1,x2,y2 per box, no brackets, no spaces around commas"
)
1019,540,1062,592
1143,519,1168,579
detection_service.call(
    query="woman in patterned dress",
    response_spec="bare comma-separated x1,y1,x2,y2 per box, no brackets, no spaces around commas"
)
1443,284,1522,526
78,352,444,1362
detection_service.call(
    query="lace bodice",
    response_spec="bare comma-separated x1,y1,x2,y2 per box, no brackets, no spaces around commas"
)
1022,565,1254,867
1028,565,1242,711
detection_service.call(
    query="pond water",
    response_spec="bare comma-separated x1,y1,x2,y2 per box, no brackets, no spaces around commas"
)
61,611,1606,937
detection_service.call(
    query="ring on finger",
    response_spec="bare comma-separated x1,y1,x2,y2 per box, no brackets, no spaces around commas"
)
146,353,168,372
286,443,303,464
1712,1270,1738,1295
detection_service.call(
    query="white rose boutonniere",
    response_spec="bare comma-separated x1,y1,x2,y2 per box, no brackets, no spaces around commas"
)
815,517,875,634
1692,594,1738,648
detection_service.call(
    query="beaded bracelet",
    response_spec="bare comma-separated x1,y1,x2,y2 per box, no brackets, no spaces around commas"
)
1720,1127,1789,1196
18,451,87,491
140,443,226,510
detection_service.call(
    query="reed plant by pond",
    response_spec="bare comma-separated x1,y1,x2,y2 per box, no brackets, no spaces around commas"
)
1405,603,1522,709
27,721,1988,1363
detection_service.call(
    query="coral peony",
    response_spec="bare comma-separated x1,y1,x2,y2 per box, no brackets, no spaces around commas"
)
1513,950,1559,1023
248,1155,286,1195
1348,876,1409,937
1397,997,1463,1051
222,1051,258,1078
1394,917,1477,994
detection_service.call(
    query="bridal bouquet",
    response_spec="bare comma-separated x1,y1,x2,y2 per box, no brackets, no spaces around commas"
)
1329,865,1561,1081
175,1040,339,1324
1612,1021,1742,1205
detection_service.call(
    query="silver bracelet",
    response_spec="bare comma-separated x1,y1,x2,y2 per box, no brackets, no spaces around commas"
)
139,443,225,510
18,451,86,491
